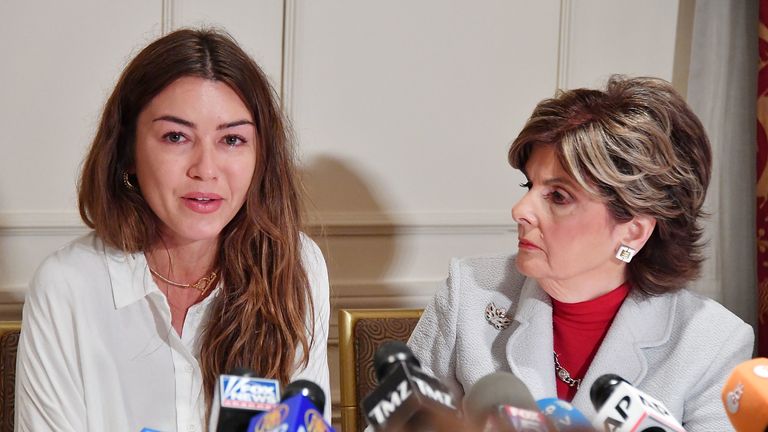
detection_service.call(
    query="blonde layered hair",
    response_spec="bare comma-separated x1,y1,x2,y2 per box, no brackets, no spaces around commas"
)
509,76,712,296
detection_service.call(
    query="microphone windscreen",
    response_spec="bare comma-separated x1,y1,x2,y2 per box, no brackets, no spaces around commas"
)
722,357,768,432
282,379,326,416
463,371,538,424
537,398,592,431
589,373,624,410
372,340,421,382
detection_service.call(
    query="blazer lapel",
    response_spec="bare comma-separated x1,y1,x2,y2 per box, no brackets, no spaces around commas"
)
571,291,676,416
506,278,558,400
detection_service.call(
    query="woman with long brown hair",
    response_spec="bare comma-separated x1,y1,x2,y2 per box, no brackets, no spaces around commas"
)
15,28,329,431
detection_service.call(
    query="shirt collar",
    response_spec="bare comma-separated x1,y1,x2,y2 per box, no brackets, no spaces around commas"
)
103,242,223,310
102,242,157,309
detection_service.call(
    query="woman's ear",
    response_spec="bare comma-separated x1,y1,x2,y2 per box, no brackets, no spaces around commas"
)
620,215,656,252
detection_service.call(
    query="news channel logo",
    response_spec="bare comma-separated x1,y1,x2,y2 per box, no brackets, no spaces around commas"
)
220,375,280,411
252,404,290,432
304,408,330,432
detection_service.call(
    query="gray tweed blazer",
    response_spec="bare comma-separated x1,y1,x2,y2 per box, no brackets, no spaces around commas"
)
407,254,754,431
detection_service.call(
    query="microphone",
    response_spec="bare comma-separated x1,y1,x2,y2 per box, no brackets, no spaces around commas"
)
721,357,768,432
590,374,684,432
360,340,461,431
247,379,336,432
208,367,281,432
536,398,594,431
463,371,553,432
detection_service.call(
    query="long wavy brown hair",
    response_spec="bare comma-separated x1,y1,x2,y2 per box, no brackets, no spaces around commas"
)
77,28,313,405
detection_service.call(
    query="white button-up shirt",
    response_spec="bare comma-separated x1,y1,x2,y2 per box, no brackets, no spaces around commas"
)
15,233,330,432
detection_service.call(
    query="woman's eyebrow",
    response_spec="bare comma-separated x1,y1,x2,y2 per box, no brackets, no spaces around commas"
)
217,120,255,130
152,115,194,128
152,115,254,131
542,176,576,187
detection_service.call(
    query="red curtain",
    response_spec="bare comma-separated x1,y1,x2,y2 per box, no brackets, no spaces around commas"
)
758,0,768,357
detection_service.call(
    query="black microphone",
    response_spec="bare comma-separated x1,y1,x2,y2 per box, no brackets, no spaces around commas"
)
360,341,462,431
590,374,684,432
247,379,335,432
282,379,327,416
208,367,282,432
463,371,554,432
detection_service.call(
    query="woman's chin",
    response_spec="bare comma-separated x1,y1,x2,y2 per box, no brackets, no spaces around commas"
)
515,254,549,279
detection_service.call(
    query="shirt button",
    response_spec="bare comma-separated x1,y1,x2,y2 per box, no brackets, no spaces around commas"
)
188,425,197,432
185,365,194,373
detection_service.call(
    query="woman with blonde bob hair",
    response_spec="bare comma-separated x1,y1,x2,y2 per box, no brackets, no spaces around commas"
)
15,29,329,431
408,76,753,430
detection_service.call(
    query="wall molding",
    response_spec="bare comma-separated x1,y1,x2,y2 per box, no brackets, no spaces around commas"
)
161,0,176,35
556,0,572,90
0,211,516,236
0,212,89,236
280,0,297,116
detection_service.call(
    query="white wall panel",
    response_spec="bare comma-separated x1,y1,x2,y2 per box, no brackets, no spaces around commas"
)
289,1,559,222
563,0,680,89
172,0,284,88
0,1,161,213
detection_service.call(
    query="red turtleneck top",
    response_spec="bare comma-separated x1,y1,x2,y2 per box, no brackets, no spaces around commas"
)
551,283,630,401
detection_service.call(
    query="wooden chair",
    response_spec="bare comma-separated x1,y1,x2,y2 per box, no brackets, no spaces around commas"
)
0,322,21,432
337,309,423,432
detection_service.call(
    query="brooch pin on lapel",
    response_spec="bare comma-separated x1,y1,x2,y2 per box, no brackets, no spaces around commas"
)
485,303,511,330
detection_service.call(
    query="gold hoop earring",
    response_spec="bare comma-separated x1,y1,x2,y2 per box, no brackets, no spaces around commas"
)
123,171,136,191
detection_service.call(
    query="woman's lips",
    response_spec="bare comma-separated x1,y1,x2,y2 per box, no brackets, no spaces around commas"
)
182,193,223,214
518,239,542,250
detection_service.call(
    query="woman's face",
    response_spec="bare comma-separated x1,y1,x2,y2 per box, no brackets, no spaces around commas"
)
512,145,626,293
133,76,257,248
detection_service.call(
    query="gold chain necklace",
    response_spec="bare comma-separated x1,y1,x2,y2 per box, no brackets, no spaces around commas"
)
149,267,218,294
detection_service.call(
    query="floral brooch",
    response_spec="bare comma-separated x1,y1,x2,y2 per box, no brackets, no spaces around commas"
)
485,302,511,330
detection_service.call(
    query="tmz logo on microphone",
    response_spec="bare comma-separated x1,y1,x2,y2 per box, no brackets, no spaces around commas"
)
364,374,456,424
219,375,280,411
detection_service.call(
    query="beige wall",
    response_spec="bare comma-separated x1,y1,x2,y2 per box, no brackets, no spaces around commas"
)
0,0,687,425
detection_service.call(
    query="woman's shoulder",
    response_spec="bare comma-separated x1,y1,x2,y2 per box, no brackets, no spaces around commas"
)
299,232,324,265
670,289,753,333
30,232,113,300
298,233,329,298
34,232,107,279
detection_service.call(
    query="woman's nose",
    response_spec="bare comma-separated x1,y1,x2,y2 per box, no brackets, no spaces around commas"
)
187,143,219,181
511,191,537,226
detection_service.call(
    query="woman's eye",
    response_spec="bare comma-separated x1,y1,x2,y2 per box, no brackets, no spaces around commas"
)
224,135,246,146
546,190,571,205
162,132,186,143
519,181,532,190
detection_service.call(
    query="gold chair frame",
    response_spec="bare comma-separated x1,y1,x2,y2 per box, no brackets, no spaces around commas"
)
337,308,423,432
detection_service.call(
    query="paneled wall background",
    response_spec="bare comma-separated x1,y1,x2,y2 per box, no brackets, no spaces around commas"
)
0,0,689,426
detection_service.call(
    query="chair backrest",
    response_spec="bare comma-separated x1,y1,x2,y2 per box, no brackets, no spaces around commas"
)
0,322,21,432
337,308,423,432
